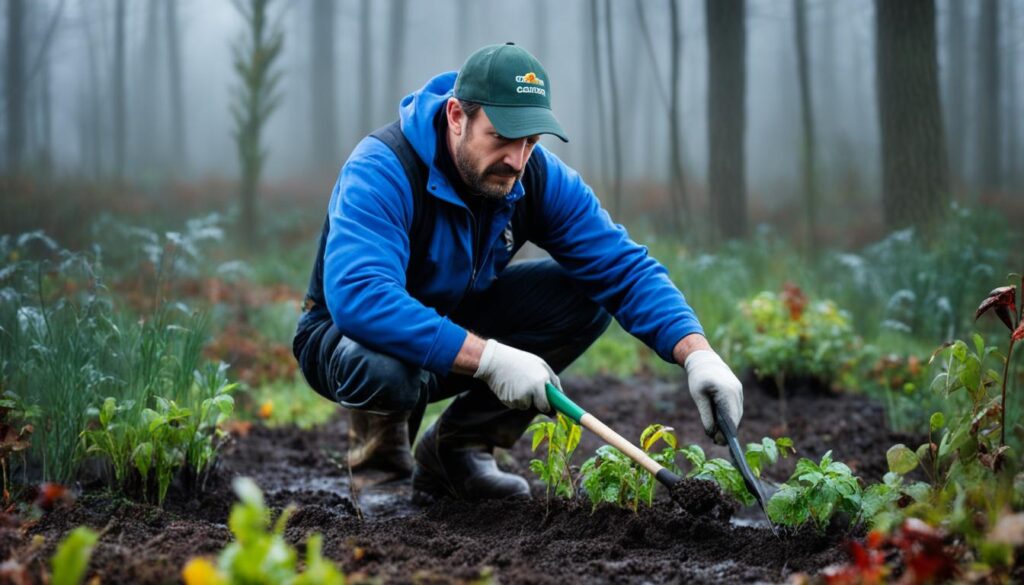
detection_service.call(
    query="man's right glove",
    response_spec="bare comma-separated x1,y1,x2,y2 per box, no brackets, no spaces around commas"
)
473,339,558,413
684,349,744,445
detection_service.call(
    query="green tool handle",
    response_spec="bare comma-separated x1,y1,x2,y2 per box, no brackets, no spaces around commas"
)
545,383,681,488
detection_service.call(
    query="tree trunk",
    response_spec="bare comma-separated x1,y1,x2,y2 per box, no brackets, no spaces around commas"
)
82,7,103,178
6,0,25,173
976,0,1000,195
706,0,748,244
875,0,950,234
113,0,126,181
359,0,373,136
533,0,548,60
311,0,339,170
668,0,688,233
1003,0,1017,190
588,0,609,198
603,0,623,218
41,55,52,173
386,0,408,112
140,0,161,170
944,0,966,186
233,0,285,249
165,0,186,172
794,0,817,254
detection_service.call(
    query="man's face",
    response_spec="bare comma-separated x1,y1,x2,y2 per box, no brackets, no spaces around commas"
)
451,104,541,200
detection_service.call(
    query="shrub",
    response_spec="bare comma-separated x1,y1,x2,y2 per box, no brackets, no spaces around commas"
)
718,284,861,425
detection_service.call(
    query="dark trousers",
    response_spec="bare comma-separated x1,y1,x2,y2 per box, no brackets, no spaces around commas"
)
292,258,612,449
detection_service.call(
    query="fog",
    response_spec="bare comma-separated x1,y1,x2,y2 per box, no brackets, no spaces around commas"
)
3,0,1022,244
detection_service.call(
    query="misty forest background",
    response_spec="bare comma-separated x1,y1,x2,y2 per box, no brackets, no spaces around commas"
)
1,0,1023,387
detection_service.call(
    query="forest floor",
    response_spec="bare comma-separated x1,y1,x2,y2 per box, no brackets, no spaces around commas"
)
2,373,919,584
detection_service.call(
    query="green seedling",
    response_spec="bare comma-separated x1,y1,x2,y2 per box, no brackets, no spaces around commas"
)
81,362,236,505
680,437,794,506
181,477,344,585
50,526,99,585
579,423,681,512
527,413,582,502
766,450,862,531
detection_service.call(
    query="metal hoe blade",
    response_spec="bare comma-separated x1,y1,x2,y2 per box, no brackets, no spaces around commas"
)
714,409,780,538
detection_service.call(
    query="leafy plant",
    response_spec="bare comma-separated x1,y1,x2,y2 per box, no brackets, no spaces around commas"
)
0,392,34,503
579,424,681,512
526,413,582,501
181,477,344,585
718,285,861,427
973,278,1024,446
0,230,228,486
766,450,862,531
680,437,794,506
51,526,99,585
80,362,236,505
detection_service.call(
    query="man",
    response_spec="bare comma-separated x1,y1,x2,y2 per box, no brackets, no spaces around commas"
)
293,43,743,501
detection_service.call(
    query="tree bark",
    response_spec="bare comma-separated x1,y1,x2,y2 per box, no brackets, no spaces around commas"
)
706,0,748,244
875,0,950,233
6,0,25,173
976,0,1000,194
311,0,339,170
794,0,817,254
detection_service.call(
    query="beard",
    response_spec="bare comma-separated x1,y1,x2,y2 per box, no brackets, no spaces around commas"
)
454,136,524,200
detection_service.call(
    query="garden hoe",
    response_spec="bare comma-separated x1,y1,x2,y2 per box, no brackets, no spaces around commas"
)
545,383,779,537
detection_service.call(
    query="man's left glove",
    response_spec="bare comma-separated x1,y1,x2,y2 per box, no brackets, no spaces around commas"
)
684,349,744,445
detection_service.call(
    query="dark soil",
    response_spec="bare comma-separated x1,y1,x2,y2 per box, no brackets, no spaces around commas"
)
0,374,917,584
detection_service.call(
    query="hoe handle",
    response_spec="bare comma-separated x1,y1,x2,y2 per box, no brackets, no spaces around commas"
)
545,383,681,488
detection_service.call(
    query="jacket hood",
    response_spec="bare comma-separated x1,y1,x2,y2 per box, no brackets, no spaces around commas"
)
398,71,456,168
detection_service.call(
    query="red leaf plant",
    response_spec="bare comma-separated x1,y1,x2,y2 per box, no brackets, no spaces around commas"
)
973,276,1024,446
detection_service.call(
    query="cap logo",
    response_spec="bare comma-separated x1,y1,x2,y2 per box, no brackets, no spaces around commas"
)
515,72,547,96
515,72,545,86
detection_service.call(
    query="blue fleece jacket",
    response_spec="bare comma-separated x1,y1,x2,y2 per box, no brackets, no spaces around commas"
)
322,72,704,375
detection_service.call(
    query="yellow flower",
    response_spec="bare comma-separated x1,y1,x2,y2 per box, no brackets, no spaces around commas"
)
182,558,225,585
258,400,274,420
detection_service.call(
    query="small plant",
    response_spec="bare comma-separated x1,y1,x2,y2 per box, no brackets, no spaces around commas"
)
766,450,862,531
680,437,794,506
579,424,681,512
717,284,861,427
51,526,99,585
181,477,344,585
0,392,34,503
973,278,1023,447
80,362,236,505
526,413,582,502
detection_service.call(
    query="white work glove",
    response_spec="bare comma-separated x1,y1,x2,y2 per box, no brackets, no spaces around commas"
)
473,339,558,413
684,349,744,445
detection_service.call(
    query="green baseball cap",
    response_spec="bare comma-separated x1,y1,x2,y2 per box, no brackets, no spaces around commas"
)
454,42,568,143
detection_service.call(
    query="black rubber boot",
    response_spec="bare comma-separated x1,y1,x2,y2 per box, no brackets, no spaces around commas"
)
411,420,530,502
347,410,414,479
